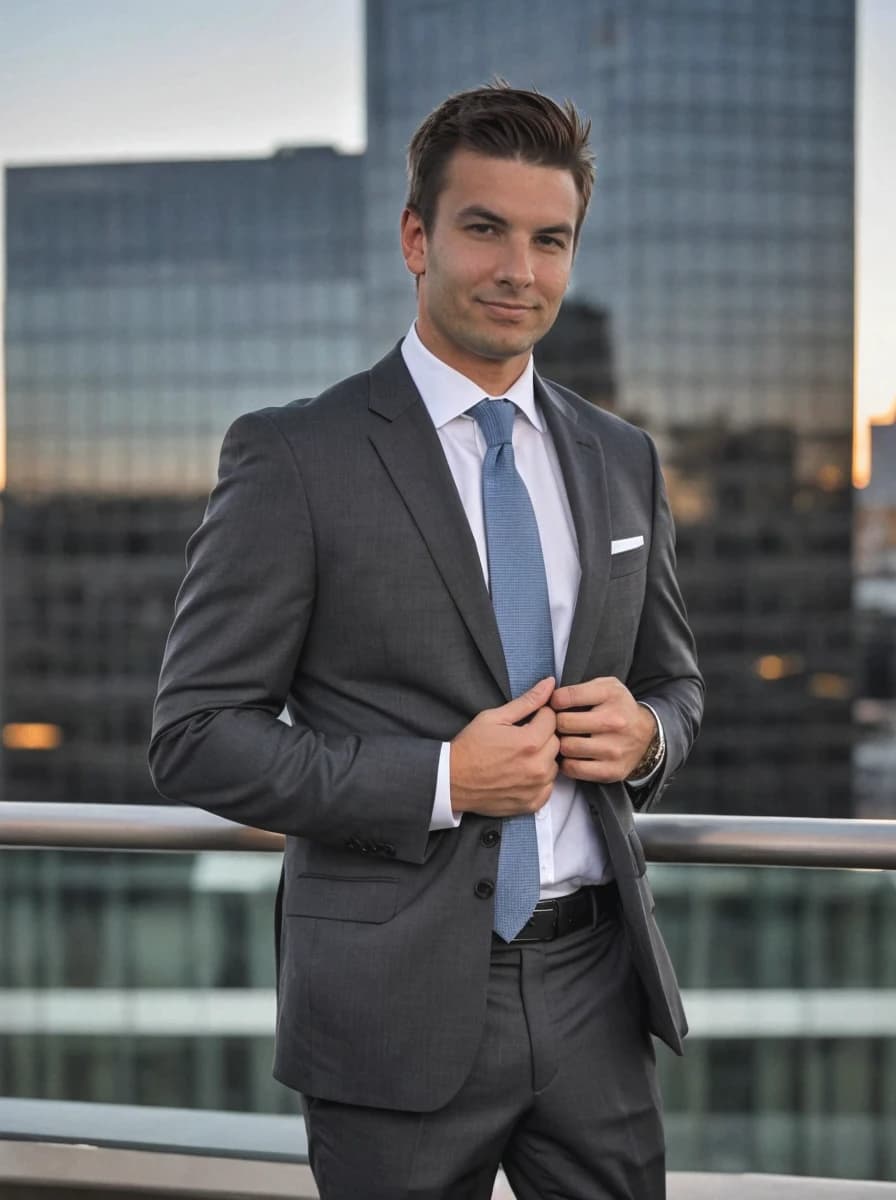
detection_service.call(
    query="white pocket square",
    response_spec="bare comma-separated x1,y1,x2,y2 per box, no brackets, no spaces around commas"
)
610,535,645,555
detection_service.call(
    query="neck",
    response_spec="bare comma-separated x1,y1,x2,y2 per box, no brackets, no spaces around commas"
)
414,320,530,397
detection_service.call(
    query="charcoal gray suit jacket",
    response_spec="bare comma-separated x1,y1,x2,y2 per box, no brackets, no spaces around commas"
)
149,344,703,1113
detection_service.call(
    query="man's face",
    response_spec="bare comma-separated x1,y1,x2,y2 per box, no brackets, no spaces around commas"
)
401,149,579,384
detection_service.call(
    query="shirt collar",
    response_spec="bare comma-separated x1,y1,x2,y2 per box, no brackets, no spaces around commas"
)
401,322,543,432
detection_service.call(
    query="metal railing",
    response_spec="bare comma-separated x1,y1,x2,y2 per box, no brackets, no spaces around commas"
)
1,802,895,868
2,804,896,1196
2,1098,896,1199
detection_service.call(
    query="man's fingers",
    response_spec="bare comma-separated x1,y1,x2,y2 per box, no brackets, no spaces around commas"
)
559,756,622,783
527,704,559,744
551,676,619,711
559,734,616,762
555,707,627,736
493,677,555,725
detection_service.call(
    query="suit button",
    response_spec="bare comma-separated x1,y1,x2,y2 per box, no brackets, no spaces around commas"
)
345,838,360,851
481,829,500,848
382,844,396,857
474,879,495,899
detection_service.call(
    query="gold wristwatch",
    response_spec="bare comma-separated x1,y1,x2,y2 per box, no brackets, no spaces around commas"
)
627,707,665,781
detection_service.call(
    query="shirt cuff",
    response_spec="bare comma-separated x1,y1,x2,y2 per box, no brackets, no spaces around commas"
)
627,702,666,788
430,742,463,830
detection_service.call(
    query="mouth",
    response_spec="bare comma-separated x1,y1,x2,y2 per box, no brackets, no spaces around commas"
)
477,300,537,315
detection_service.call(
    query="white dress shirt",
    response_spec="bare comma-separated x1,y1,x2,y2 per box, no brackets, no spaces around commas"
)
401,323,612,895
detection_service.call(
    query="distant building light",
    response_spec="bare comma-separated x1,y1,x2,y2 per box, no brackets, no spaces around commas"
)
754,654,805,681
809,673,851,700
664,470,712,525
2,723,63,750
816,464,845,492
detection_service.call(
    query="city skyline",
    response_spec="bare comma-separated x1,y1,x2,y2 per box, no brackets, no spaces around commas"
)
0,0,894,491
4,0,859,823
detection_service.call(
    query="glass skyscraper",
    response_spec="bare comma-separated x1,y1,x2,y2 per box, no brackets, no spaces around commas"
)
855,420,896,816
3,148,364,806
362,0,856,819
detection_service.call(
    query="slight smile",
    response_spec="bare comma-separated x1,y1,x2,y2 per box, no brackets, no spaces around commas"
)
477,300,537,315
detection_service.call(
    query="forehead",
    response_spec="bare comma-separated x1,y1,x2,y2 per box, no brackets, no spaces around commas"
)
436,148,579,226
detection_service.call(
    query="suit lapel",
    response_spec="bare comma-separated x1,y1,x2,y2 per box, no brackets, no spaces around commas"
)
367,347,512,700
536,376,612,687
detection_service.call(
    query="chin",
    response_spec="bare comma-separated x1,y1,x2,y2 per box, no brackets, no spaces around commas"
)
469,329,537,361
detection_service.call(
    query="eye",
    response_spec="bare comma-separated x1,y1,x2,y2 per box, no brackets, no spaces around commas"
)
536,234,567,250
467,222,497,235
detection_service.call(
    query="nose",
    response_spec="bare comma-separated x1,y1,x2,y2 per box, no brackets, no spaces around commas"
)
494,235,534,289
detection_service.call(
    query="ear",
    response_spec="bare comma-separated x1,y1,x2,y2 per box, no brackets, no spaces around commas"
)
400,207,427,277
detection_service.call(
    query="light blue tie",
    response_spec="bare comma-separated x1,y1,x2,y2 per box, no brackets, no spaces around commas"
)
470,399,555,942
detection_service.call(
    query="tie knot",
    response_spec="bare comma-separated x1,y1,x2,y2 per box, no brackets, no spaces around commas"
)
470,398,515,447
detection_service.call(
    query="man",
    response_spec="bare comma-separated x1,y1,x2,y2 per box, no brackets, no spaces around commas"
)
150,83,702,1200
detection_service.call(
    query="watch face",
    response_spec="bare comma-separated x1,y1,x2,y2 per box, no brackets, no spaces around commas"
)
644,734,663,773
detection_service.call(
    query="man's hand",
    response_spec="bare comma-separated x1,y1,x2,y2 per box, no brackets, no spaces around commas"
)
551,677,656,783
450,677,559,817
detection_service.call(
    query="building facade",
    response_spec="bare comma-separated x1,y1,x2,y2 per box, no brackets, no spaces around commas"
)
855,419,896,816
2,149,364,806
363,0,856,818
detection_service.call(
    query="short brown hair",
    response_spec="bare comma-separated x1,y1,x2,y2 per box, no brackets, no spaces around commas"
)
406,81,595,238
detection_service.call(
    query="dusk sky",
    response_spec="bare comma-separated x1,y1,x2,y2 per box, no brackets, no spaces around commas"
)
1,0,893,485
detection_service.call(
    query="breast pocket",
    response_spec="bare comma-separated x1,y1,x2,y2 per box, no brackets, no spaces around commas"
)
609,545,649,579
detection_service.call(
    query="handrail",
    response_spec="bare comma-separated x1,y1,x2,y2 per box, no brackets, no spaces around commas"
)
3,1099,896,1199
1,803,894,868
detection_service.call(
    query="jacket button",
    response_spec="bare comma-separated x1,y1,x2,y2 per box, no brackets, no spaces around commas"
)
345,838,360,851
382,844,396,857
474,879,495,899
481,829,500,848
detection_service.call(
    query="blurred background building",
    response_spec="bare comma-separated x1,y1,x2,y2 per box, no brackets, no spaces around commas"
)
855,417,896,815
3,149,363,805
362,0,856,819
3,0,895,1182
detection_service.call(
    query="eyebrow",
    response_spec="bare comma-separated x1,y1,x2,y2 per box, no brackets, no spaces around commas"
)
456,205,574,240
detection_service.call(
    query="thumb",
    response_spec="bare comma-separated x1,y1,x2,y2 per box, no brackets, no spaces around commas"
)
492,677,555,725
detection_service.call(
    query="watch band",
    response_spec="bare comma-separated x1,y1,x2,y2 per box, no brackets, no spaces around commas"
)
627,705,666,782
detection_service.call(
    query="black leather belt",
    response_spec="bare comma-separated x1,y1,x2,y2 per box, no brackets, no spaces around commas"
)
499,881,619,944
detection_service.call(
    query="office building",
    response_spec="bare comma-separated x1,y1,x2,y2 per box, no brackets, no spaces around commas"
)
2,148,364,805
363,0,856,818
855,419,896,816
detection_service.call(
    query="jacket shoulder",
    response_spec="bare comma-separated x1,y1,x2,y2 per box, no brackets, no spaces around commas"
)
278,368,372,427
540,376,654,450
222,368,372,447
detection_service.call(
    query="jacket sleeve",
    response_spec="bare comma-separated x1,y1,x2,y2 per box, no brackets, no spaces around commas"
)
148,410,441,863
626,430,704,812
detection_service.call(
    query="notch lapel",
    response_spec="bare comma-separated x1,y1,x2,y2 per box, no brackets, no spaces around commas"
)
366,348,512,700
537,376,612,687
